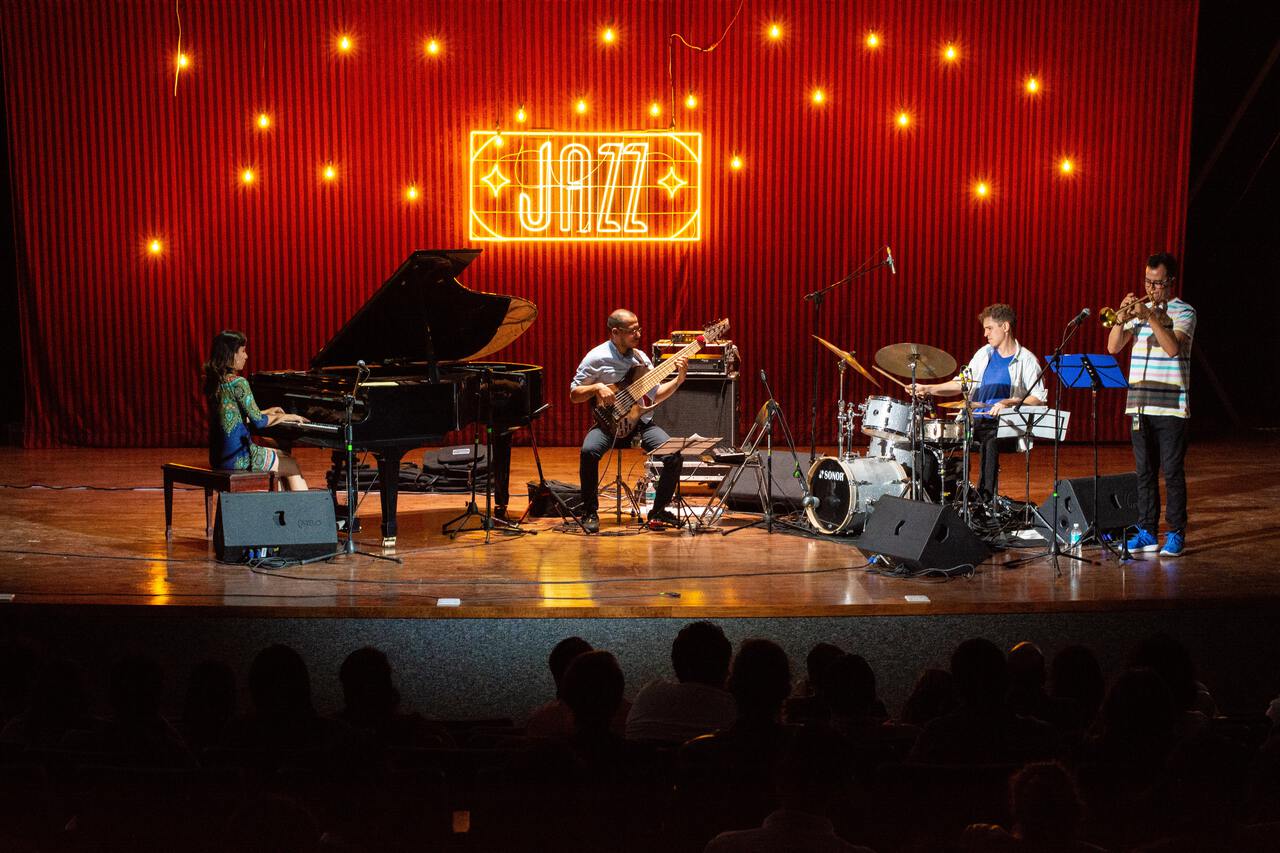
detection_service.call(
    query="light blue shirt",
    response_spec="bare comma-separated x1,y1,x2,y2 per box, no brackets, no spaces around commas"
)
572,340,655,423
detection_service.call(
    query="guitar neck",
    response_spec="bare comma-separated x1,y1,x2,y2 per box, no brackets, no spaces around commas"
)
627,339,702,400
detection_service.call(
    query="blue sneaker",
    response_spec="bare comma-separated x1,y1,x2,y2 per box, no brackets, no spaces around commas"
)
1125,528,1159,552
1160,529,1185,557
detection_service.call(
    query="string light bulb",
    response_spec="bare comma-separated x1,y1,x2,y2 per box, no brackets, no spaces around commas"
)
405,184,420,202
649,101,661,117
865,32,881,49
575,98,588,114
684,92,698,109
1059,158,1074,175
322,164,337,182
147,238,163,255
256,113,271,130
974,181,990,198
1025,76,1040,94
730,154,743,170
515,105,527,123
337,35,353,53
943,43,958,62
601,27,617,45
896,111,911,128
425,38,441,56
767,23,782,40
240,168,256,185
811,88,827,105
175,53,190,70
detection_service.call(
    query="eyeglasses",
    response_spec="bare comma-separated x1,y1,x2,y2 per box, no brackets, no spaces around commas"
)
1144,277,1171,288
615,325,642,335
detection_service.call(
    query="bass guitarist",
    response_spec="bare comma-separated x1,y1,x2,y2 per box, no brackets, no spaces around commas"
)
570,309,688,533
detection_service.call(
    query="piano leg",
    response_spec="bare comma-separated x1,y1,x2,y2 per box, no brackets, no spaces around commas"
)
375,450,406,547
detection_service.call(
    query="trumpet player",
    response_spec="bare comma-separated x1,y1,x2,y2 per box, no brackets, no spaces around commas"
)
1106,252,1196,556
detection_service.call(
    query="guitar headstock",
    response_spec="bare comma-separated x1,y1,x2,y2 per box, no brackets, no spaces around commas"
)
696,318,730,346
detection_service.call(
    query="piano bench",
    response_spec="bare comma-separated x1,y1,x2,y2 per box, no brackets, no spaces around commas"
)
162,463,276,540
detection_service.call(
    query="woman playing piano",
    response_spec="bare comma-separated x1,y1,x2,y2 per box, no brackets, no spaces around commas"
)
203,330,309,490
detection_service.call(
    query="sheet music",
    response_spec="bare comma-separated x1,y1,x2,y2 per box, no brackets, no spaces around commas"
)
994,407,1070,441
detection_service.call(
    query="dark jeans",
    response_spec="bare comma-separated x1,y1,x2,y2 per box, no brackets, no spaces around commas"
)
579,421,681,515
1131,413,1188,531
973,419,1001,501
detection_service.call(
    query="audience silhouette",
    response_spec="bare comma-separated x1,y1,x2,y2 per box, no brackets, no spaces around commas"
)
0,627,1277,852
627,620,736,743
909,638,1057,765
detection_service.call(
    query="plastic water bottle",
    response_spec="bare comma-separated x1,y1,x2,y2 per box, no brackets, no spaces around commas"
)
1069,522,1083,555
644,480,657,510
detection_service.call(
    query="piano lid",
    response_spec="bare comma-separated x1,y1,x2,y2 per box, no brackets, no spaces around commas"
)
310,249,537,369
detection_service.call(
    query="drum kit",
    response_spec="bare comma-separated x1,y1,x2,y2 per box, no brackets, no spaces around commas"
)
805,336,977,535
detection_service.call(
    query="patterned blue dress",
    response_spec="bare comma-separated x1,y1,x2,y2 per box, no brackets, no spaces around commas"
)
208,376,275,471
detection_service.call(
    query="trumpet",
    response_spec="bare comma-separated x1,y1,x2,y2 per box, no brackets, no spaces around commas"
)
1100,296,1169,328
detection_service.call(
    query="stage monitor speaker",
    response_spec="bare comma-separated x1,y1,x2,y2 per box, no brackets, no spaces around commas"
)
1036,472,1139,543
650,375,738,446
724,452,808,512
855,495,991,572
214,491,338,562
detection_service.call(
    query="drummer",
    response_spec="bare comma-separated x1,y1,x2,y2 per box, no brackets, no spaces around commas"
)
913,304,1047,507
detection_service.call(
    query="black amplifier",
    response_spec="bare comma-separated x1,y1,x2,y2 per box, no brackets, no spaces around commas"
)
652,336,738,375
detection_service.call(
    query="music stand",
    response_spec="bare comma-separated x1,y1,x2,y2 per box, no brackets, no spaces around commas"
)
646,435,721,531
443,367,533,543
1050,353,1131,560
519,404,588,533
721,395,812,536
1004,310,1090,573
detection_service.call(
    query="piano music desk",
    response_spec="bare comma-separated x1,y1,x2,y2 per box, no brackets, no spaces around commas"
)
162,463,276,540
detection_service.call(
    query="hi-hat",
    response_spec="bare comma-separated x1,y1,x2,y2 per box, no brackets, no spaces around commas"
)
812,335,878,387
874,342,957,380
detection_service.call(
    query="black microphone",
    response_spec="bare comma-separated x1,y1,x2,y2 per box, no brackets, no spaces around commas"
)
356,359,366,367
759,369,767,382
885,245,896,275
1070,307,1090,326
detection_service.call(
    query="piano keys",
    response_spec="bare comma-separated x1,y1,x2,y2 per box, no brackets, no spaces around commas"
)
252,249,543,545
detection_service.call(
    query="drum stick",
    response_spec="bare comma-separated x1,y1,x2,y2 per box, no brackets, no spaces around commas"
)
872,365,912,390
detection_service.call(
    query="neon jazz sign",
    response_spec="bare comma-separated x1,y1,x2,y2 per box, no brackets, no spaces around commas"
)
469,131,702,242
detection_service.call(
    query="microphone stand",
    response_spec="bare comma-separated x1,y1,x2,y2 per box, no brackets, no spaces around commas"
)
337,363,400,563
723,370,814,535
803,246,893,462
444,367,532,543
1005,312,1092,574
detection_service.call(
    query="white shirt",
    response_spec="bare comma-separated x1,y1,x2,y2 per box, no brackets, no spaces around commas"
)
958,340,1047,402
572,339,656,424
704,809,877,853
624,679,736,743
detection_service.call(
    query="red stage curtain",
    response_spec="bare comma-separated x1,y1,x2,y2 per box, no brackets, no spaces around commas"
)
2,0,1197,447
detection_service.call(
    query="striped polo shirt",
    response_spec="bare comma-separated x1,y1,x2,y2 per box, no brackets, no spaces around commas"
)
1123,297,1196,418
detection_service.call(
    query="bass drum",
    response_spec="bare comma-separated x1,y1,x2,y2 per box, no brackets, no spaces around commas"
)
805,456,909,535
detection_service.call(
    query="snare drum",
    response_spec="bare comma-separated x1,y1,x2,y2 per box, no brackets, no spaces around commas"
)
922,418,963,444
860,396,913,444
868,437,915,468
805,456,909,534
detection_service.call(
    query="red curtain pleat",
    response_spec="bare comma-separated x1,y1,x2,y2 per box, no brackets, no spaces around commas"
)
1,0,1197,447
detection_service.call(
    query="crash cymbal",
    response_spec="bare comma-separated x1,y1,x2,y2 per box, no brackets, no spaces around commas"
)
874,342,957,380
812,335,879,387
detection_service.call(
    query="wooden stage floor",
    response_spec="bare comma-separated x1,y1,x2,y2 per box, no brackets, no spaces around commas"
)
0,438,1277,617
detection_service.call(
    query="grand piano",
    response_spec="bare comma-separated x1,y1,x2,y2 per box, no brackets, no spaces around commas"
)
252,249,543,545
